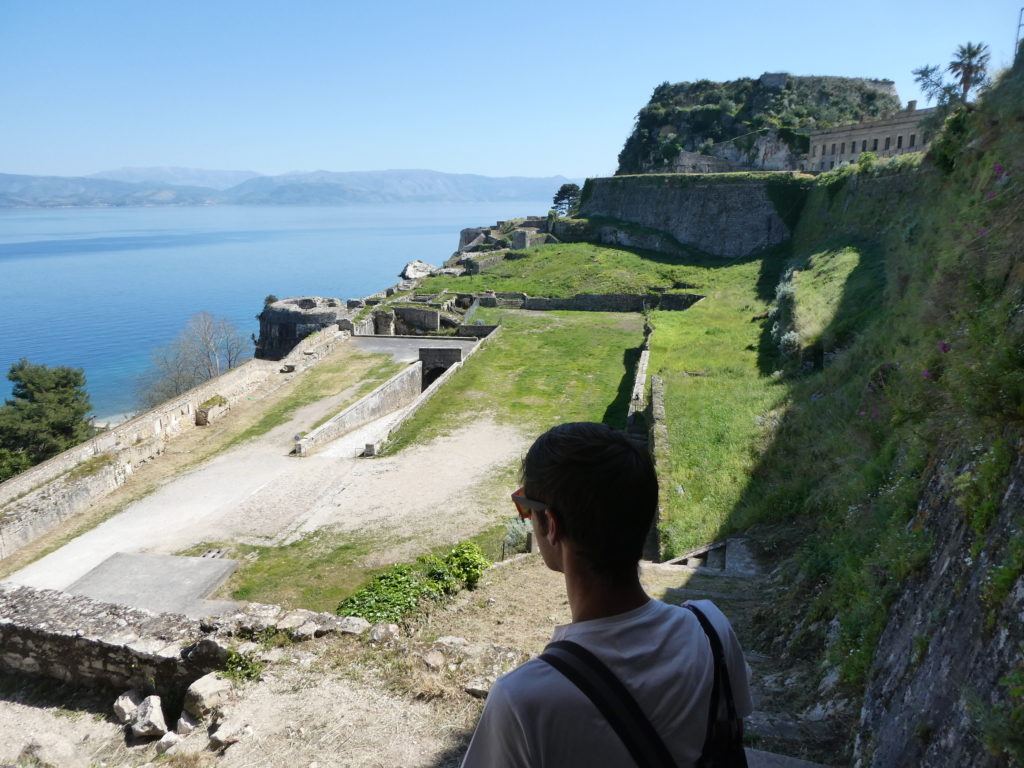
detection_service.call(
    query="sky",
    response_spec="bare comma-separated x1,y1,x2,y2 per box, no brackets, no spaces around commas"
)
1,0,1020,180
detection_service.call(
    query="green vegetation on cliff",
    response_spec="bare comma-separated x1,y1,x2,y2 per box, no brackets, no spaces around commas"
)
617,73,900,174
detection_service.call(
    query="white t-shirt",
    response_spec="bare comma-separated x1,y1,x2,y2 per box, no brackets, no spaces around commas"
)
461,599,752,768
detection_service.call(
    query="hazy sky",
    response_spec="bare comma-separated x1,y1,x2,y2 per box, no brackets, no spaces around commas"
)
1,0,1020,179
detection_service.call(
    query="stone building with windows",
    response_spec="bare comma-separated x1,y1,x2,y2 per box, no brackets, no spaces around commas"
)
807,101,937,171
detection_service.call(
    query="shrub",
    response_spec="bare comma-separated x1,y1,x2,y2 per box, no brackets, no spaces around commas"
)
445,541,489,589
336,541,491,623
221,647,265,682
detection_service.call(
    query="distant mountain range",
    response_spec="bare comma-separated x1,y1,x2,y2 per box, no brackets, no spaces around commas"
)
0,167,575,208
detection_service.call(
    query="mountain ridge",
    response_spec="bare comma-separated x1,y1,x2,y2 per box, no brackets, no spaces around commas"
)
0,169,577,208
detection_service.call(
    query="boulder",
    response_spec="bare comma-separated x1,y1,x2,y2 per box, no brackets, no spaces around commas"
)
399,260,438,280
369,622,400,643
130,695,168,737
176,710,201,736
184,672,233,719
113,689,142,724
209,718,250,750
155,732,180,754
330,615,371,635
422,650,446,670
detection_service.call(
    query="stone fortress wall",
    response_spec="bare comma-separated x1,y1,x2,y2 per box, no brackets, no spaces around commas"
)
578,175,793,258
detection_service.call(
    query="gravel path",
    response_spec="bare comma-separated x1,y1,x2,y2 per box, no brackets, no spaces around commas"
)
8,386,527,593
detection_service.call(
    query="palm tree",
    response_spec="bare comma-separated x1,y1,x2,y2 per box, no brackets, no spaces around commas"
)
948,42,990,102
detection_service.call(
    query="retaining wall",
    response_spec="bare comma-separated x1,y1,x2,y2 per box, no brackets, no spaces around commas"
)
375,327,501,452
394,306,440,333
647,375,670,560
457,324,500,338
0,328,351,560
294,363,423,456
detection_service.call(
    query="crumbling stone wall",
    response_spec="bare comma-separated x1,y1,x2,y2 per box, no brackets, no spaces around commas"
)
0,583,212,694
0,583,371,699
255,296,346,360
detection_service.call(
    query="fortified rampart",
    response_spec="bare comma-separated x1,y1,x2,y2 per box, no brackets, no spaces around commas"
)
578,174,797,258
0,327,349,560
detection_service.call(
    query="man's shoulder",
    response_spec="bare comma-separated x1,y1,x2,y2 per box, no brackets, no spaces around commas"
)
495,656,574,701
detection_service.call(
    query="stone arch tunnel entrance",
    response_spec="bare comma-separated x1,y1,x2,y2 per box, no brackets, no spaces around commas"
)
418,347,463,391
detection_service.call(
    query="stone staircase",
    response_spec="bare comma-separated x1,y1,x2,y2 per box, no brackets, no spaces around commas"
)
643,539,838,767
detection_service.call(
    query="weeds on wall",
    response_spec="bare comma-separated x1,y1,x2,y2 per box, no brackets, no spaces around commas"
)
739,58,1024,694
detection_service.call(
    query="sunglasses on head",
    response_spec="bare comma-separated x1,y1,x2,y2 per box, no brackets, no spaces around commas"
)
511,487,548,519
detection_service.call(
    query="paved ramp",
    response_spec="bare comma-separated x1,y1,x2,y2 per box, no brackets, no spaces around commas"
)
64,552,240,618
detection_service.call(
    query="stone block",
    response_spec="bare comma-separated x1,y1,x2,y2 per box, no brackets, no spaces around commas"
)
131,695,168,737
184,672,233,719
114,690,143,724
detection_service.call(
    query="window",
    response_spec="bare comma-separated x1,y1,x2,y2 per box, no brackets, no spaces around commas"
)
872,138,878,151
862,140,867,152
831,143,836,155
897,135,903,149
812,145,817,156
884,137,891,150
840,142,845,154
822,144,827,156
830,161,835,169
909,134,916,147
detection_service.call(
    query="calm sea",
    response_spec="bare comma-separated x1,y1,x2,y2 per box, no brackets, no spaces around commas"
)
0,203,546,420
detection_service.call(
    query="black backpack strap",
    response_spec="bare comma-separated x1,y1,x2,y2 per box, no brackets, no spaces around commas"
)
685,604,746,768
539,640,677,768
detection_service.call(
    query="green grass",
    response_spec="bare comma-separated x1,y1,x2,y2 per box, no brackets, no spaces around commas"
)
383,310,645,453
645,252,789,553
791,245,885,355
419,242,705,298
180,532,375,612
226,351,402,447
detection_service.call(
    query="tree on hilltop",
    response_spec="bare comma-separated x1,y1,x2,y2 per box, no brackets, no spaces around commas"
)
914,41,991,106
0,359,95,482
552,183,581,217
948,42,991,102
136,312,250,409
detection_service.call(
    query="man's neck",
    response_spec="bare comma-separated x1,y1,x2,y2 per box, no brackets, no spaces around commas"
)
563,560,649,623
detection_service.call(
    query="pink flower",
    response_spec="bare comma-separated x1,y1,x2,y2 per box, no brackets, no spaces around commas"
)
940,341,951,353
859,410,867,416
987,192,996,199
923,370,932,379
978,227,988,236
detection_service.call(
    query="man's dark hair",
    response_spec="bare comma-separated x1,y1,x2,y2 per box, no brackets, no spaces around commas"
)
522,422,658,579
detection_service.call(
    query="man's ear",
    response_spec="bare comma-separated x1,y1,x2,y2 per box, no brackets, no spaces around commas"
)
544,509,563,545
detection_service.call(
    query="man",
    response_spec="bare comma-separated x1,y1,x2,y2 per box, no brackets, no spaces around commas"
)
461,422,751,767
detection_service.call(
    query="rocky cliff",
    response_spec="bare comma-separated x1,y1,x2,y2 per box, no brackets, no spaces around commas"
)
617,72,900,174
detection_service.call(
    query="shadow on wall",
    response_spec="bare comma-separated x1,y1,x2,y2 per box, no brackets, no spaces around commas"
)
602,345,644,429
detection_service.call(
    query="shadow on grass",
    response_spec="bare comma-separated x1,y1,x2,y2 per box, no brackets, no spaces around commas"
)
755,239,886,376
601,345,644,429
423,727,475,768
